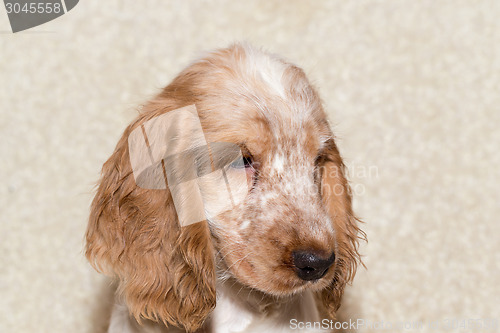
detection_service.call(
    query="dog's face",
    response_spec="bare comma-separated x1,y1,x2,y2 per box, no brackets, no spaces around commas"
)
198,77,338,296
86,44,363,332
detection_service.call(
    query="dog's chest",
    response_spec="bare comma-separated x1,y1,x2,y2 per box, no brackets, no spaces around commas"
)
209,285,320,333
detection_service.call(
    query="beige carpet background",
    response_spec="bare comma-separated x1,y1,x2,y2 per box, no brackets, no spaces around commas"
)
1,1,499,332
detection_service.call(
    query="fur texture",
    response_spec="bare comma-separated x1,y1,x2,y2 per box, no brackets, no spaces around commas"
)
85,43,365,333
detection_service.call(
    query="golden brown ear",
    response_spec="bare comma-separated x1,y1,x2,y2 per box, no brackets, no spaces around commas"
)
317,138,366,318
85,106,216,332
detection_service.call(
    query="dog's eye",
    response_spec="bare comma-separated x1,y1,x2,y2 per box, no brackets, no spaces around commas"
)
230,155,253,169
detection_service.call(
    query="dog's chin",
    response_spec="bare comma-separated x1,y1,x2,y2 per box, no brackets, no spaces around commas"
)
281,276,333,295
225,265,334,297
251,278,332,299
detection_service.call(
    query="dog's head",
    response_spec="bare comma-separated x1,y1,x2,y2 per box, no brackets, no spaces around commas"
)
86,44,364,332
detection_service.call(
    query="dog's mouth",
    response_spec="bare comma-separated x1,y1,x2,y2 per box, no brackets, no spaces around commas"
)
217,254,334,296
243,255,336,296
267,267,334,296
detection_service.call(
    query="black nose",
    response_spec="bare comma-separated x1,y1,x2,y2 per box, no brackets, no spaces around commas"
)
292,250,335,281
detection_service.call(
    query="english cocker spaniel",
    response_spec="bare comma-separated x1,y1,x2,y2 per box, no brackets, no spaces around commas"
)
86,43,364,333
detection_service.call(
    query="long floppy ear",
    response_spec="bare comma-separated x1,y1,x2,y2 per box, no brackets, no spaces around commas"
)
317,138,366,318
85,101,216,332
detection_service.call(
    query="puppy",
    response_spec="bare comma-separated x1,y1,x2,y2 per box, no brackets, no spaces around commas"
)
86,43,364,333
